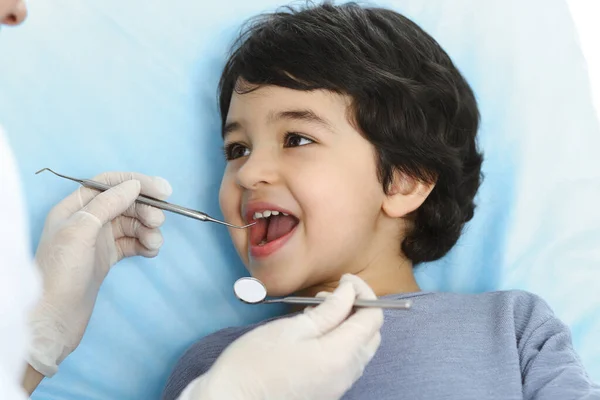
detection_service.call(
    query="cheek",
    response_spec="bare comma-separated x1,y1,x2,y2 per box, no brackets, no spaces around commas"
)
219,170,240,220
219,172,249,263
296,151,383,246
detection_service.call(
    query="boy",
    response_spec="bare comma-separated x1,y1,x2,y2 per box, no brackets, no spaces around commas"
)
163,2,599,399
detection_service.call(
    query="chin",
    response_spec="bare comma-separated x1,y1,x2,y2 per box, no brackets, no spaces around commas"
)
249,267,304,297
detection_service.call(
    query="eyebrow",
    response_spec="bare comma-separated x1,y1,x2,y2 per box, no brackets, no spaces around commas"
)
268,109,333,129
223,108,334,138
223,121,241,138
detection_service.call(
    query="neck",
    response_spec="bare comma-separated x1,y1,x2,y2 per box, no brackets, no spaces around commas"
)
297,255,420,298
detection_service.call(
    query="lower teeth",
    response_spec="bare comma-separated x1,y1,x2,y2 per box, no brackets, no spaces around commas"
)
259,240,267,246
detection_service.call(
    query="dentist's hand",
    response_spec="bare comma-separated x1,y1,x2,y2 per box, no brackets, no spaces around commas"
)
180,274,384,400
27,172,172,377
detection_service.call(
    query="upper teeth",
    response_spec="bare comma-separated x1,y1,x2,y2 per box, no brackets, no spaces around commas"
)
253,210,288,220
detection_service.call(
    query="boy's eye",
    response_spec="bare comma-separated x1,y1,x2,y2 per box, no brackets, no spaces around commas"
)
224,143,250,160
284,132,314,148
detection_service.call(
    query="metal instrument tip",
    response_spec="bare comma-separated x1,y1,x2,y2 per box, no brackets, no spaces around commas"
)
205,216,256,229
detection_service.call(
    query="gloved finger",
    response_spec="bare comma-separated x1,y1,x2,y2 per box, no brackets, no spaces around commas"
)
320,275,383,344
322,303,384,353
300,280,356,338
120,202,166,229
304,291,332,313
364,331,382,361
115,237,160,261
48,172,172,223
75,180,142,234
305,275,376,314
339,273,378,300
316,291,333,298
111,216,164,251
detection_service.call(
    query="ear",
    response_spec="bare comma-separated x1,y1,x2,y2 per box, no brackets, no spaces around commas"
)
382,171,435,218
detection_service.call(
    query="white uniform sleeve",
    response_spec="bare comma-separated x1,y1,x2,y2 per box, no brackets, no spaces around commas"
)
0,126,41,399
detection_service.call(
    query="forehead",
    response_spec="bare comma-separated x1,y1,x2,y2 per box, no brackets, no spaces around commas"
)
225,85,351,127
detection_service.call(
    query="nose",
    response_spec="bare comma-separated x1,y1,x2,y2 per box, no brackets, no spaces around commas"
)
235,149,280,190
1,0,27,26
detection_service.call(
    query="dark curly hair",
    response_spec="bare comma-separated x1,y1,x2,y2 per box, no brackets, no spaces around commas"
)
218,2,484,264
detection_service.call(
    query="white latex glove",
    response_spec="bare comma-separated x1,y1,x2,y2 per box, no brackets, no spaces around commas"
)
27,172,172,377
180,274,384,400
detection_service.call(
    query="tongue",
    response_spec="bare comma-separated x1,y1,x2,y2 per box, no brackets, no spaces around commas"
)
250,218,268,246
266,215,298,242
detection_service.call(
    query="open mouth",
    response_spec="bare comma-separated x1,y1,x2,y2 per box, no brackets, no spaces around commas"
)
249,209,299,247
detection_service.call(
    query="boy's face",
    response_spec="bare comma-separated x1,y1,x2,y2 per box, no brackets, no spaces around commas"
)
219,85,392,296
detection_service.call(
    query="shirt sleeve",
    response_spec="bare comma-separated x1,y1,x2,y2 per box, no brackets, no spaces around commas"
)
517,295,600,399
162,340,217,400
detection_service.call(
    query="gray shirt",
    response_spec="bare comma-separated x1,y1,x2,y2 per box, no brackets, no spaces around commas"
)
163,290,599,399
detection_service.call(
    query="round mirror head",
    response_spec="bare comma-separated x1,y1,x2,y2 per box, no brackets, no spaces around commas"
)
234,277,267,304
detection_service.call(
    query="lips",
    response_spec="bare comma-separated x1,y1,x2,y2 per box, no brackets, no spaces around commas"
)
243,202,299,258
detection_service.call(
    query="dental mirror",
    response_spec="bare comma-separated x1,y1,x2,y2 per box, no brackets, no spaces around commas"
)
233,277,413,310
234,277,268,304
